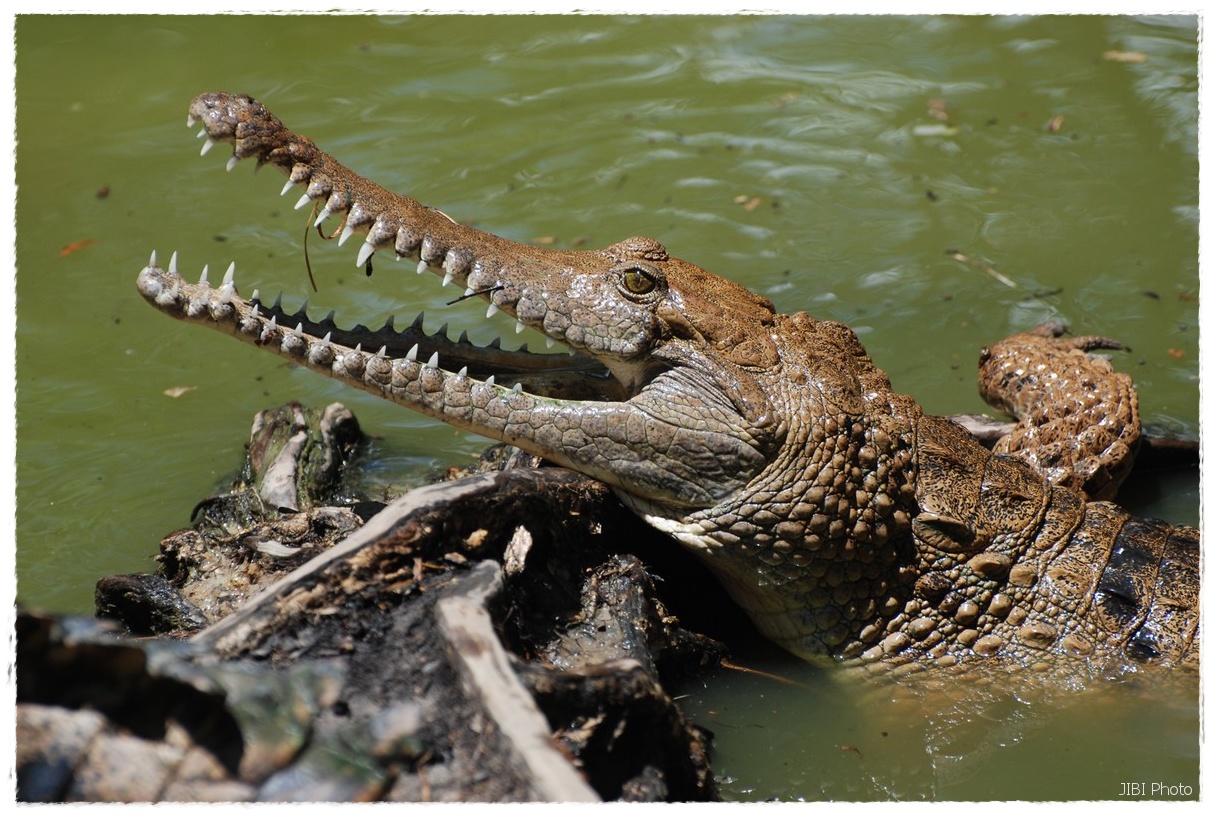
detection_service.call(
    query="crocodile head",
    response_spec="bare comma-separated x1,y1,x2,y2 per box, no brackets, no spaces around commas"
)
139,94,807,508
139,93,927,658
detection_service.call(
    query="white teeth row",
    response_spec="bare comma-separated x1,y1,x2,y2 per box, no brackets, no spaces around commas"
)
148,250,556,381
190,123,562,360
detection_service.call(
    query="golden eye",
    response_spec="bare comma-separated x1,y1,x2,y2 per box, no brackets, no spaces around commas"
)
621,266,656,295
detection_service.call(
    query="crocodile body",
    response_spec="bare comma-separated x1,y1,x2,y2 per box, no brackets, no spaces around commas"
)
138,92,1199,674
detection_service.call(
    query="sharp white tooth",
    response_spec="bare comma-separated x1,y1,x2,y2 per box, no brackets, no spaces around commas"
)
486,303,500,318
406,344,419,362
294,193,313,211
457,366,468,377
198,265,210,286
251,304,260,318
218,283,234,304
221,262,235,286
353,343,363,353
512,383,523,393
168,251,178,274
426,352,439,369
356,241,376,268
338,225,355,246
149,250,158,268
268,315,278,329
280,179,296,196
200,138,216,156
293,323,304,337
225,156,239,172
376,346,388,358
251,288,261,303
515,320,525,334
188,114,198,127
321,332,332,346
314,206,332,227
441,270,454,287
545,337,555,348
462,286,475,297
195,126,205,138
485,375,496,386
416,260,428,275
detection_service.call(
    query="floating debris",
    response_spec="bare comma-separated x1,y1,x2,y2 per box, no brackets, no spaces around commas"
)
945,250,1018,288
1103,50,1148,63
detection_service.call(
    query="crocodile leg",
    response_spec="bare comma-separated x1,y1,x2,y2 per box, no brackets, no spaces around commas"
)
978,321,1141,500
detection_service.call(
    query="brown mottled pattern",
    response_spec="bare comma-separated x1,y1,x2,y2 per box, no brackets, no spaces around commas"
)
978,321,1140,501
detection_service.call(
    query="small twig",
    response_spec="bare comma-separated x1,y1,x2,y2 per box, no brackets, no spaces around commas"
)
946,249,1018,288
447,285,504,306
719,657,810,689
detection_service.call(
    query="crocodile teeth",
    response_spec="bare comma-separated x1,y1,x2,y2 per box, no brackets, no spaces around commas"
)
441,270,454,287
315,206,332,228
426,352,439,369
280,179,296,196
168,251,179,275
337,225,356,246
221,262,235,286
416,260,428,275
200,138,216,156
515,320,526,334
406,344,419,362
294,193,313,211
198,264,210,286
225,156,239,172
188,114,198,127
356,241,376,268
486,303,500,318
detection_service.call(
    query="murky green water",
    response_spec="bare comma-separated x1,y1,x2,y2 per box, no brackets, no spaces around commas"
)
14,14,1199,801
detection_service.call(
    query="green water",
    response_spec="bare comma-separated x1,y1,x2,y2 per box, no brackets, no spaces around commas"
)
14,14,1199,801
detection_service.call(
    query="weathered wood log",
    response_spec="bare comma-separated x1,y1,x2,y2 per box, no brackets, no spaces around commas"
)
22,405,726,802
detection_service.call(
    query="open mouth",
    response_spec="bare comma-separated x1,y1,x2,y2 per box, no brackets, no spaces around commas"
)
137,92,630,406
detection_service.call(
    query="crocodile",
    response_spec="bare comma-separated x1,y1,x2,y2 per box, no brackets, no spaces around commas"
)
137,92,1199,676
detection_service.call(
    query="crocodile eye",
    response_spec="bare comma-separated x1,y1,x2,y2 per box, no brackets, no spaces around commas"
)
620,266,657,295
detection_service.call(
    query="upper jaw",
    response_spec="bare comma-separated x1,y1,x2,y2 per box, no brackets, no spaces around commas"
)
185,92,701,404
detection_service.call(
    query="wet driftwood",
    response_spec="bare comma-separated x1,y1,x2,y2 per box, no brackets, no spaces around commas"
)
19,403,725,802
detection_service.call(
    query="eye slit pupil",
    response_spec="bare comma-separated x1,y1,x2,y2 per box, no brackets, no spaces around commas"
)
623,267,655,294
